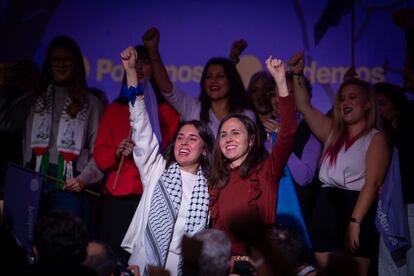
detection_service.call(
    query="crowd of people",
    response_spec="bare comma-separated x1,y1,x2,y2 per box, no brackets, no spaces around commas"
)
0,22,413,276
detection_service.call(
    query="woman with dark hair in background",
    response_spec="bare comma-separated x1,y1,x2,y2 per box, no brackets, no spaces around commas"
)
93,45,179,263
119,46,215,276
139,27,255,136
23,35,104,219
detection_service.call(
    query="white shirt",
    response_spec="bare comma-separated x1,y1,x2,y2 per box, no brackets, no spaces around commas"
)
319,128,379,191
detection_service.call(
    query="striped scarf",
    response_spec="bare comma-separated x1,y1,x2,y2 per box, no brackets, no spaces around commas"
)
144,162,209,275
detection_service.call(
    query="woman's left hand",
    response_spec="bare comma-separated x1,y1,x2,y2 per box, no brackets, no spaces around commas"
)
344,222,360,253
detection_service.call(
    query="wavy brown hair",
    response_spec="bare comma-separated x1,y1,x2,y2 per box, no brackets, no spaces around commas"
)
209,113,267,188
35,35,87,118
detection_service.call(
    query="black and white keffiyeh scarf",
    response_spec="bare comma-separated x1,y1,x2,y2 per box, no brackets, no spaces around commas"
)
144,162,209,274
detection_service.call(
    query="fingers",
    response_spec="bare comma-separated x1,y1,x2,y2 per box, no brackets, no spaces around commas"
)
266,56,284,69
118,139,134,157
120,46,137,60
65,178,84,192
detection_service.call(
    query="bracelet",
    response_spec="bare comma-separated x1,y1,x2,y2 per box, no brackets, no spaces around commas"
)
121,81,144,106
349,217,362,224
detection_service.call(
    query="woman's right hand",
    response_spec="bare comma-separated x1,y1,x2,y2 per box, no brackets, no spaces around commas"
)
120,46,137,71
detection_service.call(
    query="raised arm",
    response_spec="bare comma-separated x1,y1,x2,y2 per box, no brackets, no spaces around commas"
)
120,46,165,187
142,27,174,94
345,132,391,253
289,51,332,143
265,57,297,180
229,39,247,64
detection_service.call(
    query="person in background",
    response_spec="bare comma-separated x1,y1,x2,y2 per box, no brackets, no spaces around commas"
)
140,27,255,136
26,210,98,275
290,51,391,275
374,82,414,276
23,35,104,221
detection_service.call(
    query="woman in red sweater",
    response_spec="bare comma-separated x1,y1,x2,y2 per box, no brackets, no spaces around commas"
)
93,45,179,263
208,57,297,256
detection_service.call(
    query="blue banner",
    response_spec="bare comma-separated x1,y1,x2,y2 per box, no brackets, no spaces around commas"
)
3,163,43,254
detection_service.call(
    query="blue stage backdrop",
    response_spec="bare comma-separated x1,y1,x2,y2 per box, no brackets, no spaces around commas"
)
0,0,410,112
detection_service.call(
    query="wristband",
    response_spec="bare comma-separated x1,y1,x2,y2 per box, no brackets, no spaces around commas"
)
350,217,361,224
121,81,144,106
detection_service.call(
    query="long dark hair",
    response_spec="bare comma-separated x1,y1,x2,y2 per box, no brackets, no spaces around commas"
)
209,113,267,188
36,35,87,118
199,57,251,123
114,45,164,105
164,120,215,176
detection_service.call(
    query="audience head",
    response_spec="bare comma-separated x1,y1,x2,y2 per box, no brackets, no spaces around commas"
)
37,35,87,117
209,113,266,188
373,82,408,132
246,71,274,115
265,224,306,270
41,35,86,87
165,120,215,174
199,57,249,122
32,211,88,265
193,229,232,276
83,241,116,276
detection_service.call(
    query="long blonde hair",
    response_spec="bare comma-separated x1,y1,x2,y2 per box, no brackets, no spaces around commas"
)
322,78,382,166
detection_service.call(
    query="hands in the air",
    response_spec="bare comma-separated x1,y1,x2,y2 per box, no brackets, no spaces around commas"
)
120,46,137,71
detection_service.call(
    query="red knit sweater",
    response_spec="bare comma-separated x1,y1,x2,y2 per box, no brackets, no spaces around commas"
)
209,95,297,255
94,101,179,195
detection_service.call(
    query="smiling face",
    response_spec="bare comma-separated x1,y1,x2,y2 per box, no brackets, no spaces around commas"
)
51,47,76,84
204,64,229,101
219,117,253,168
174,124,206,173
338,84,370,125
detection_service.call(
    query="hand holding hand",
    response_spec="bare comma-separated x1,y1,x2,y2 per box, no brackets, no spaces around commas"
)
120,46,137,71
65,177,85,192
142,27,160,50
266,56,286,85
288,51,305,75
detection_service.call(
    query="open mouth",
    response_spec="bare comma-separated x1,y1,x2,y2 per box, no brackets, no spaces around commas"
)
343,106,352,115
209,85,220,92
179,148,190,154
225,145,236,150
